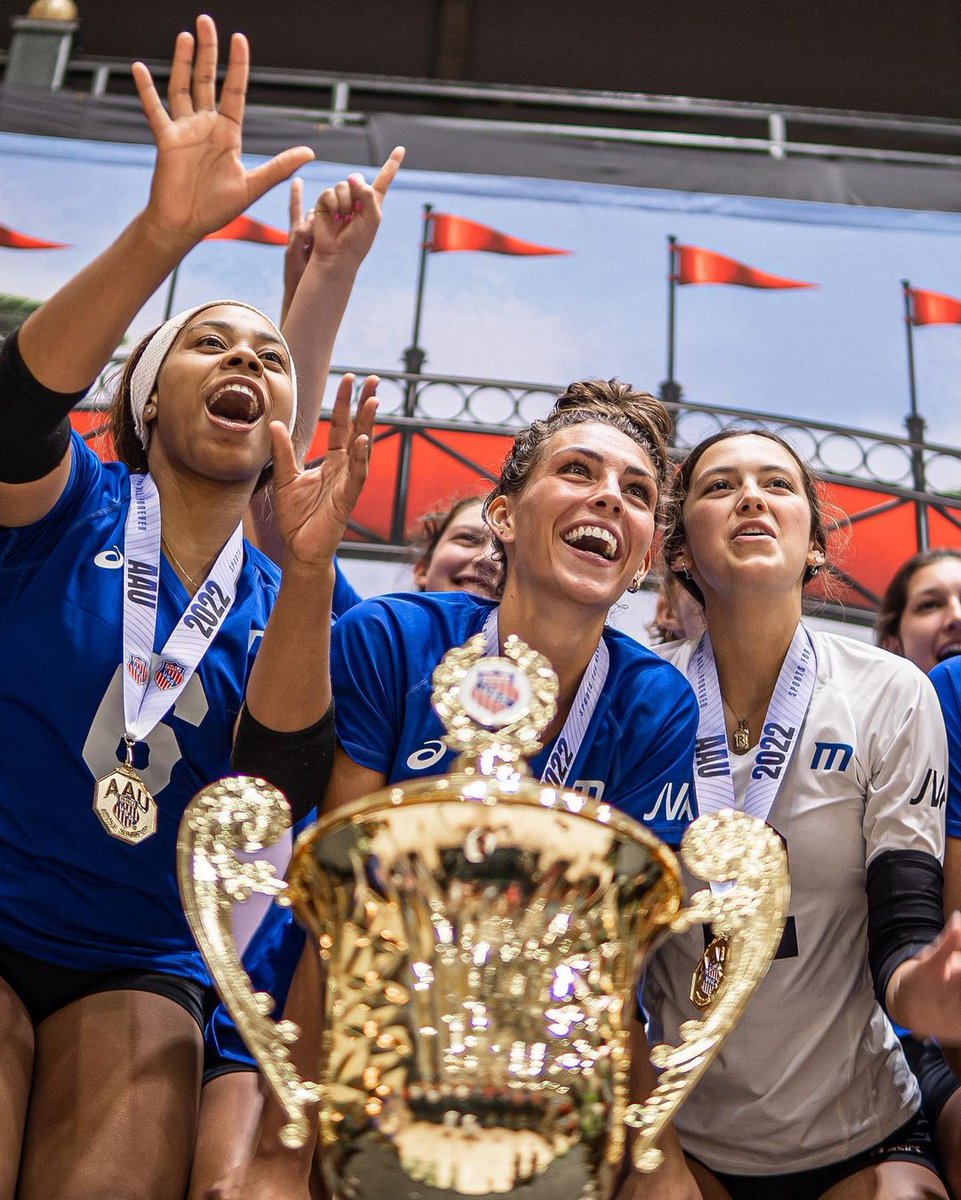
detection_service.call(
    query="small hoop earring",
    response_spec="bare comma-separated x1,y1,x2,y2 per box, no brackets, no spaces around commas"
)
808,564,820,579
627,571,644,595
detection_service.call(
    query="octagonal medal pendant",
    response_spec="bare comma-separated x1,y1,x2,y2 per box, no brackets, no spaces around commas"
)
94,764,158,845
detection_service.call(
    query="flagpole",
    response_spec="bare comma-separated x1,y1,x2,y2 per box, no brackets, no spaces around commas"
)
393,204,434,544
163,264,180,322
660,235,681,412
901,279,929,552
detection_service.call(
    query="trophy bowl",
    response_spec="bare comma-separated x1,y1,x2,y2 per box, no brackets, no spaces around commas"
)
178,637,789,1199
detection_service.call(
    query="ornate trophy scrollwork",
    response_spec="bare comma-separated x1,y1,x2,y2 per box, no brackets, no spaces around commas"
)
625,809,790,1172
177,775,322,1149
178,643,789,1197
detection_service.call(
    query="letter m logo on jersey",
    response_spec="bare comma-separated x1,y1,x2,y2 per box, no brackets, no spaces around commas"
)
810,741,853,772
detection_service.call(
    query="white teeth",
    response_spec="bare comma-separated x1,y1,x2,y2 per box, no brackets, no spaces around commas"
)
213,383,257,401
562,525,618,559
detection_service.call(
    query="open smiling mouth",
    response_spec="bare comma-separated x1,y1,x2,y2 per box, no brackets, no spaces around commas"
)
205,383,265,426
562,525,619,561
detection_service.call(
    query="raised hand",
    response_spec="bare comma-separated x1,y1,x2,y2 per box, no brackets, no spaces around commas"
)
308,146,405,266
268,374,378,568
280,148,404,321
133,15,314,245
280,178,312,323
888,911,961,1042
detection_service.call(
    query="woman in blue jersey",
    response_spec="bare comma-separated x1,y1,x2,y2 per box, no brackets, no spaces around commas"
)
878,549,961,1198
191,495,501,1199
635,429,961,1200
204,380,700,1199
0,17,400,1200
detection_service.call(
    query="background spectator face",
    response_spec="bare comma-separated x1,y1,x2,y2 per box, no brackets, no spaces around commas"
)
413,498,501,599
880,553,961,675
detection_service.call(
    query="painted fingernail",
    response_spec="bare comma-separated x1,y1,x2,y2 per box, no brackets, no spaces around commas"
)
344,214,353,224
348,173,364,184
333,212,342,222
353,201,363,213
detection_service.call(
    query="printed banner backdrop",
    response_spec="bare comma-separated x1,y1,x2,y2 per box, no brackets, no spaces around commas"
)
2,130,961,611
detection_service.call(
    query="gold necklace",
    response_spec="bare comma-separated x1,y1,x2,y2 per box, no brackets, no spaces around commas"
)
161,534,202,594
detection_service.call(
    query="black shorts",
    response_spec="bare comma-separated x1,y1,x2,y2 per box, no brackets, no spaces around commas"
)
690,1110,941,1200
0,939,205,1030
901,1032,961,1125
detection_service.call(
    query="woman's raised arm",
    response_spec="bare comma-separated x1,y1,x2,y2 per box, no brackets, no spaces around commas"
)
0,15,312,527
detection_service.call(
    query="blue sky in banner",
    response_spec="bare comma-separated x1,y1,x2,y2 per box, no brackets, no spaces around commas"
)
2,131,961,447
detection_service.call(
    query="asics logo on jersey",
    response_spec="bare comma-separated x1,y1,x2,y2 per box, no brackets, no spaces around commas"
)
642,781,694,823
127,558,159,608
909,767,946,809
94,546,124,569
695,734,730,779
183,580,230,640
406,740,446,770
810,741,853,771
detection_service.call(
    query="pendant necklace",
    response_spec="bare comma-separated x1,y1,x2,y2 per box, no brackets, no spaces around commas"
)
722,698,751,754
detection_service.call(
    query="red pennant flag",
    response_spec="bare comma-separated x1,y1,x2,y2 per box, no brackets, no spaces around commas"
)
908,287,961,326
204,215,287,245
0,222,68,250
676,243,814,290
428,213,570,257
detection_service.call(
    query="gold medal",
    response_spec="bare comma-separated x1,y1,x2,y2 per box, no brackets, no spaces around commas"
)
93,741,157,845
691,934,729,1010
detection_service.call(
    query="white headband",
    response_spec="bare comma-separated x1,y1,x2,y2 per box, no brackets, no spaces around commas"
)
129,300,298,450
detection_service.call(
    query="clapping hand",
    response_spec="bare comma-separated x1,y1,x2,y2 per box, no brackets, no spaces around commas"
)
133,14,314,247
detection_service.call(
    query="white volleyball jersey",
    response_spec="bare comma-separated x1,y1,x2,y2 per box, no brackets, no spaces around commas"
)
645,630,946,1175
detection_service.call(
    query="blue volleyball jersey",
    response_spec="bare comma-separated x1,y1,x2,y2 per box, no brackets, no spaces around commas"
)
931,656,961,840
206,588,699,1074
331,590,699,844
332,558,362,618
0,432,280,983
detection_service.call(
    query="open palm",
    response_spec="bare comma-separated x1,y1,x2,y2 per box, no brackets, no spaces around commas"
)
133,16,313,243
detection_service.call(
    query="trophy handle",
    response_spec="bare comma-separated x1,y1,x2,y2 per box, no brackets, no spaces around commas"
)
177,776,323,1150
626,809,790,1172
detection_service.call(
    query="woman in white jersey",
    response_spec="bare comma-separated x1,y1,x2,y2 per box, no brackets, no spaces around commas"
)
633,429,961,1200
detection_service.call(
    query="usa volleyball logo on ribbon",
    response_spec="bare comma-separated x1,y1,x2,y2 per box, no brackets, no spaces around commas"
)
155,660,186,691
126,654,149,685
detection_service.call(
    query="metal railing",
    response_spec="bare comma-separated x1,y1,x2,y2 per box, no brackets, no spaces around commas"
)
7,48,961,168
77,359,961,620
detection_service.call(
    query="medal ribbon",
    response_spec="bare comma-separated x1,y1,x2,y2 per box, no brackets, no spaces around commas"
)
121,472,244,748
688,623,816,823
482,608,609,788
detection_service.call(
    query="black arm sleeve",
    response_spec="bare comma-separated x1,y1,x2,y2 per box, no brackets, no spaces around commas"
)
231,702,336,824
0,328,92,483
866,848,944,1009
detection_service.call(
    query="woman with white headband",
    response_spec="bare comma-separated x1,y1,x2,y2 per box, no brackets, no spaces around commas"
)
0,16,399,1200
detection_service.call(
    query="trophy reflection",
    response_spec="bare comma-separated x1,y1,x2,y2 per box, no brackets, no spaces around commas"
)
179,635,789,1198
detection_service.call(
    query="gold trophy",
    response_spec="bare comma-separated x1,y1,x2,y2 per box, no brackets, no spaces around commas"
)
179,635,789,1197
